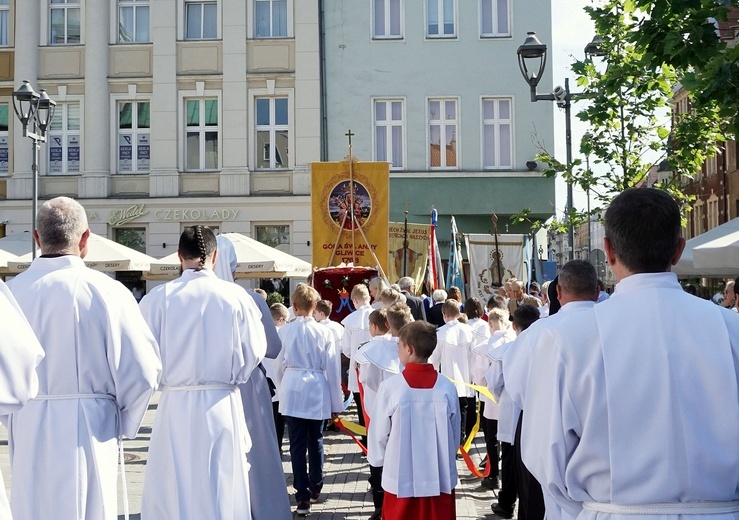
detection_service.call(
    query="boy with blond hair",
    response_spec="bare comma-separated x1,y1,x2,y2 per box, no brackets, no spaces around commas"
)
368,321,460,520
313,299,344,347
275,284,343,516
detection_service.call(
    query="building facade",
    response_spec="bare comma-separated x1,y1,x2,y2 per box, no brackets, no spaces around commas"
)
0,0,317,294
321,0,556,242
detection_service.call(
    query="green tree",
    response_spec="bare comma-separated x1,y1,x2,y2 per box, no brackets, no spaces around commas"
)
519,0,728,233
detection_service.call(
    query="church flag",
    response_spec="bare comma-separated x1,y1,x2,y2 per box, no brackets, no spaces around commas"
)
428,209,445,291
464,233,528,303
447,216,465,298
387,222,430,292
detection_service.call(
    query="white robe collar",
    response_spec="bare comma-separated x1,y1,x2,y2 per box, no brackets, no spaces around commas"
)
613,271,680,295
28,254,85,272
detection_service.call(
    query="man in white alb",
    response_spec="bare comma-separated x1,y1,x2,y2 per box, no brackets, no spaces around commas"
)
521,188,739,520
7,196,161,520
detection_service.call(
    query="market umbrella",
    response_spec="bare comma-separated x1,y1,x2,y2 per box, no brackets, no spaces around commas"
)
672,218,739,278
145,232,312,280
7,232,157,273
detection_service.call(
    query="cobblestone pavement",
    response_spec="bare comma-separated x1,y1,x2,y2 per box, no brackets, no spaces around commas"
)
0,394,506,520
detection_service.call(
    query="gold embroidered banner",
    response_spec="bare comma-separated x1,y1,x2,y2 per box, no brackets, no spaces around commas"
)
387,222,430,289
311,161,389,274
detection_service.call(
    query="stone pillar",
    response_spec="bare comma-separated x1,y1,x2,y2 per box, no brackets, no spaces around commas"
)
220,1,249,196
293,0,321,196
149,0,179,197
78,0,111,198
7,0,41,201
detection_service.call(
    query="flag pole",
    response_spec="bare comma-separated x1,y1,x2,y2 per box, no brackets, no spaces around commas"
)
403,209,409,277
492,214,503,284
346,129,357,265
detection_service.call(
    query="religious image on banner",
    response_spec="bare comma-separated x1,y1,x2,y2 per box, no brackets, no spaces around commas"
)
464,233,530,303
387,222,430,292
311,161,389,273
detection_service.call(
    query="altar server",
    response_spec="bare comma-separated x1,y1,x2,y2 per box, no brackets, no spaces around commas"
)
368,321,460,520
139,225,267,520
7,196,161,520
0,281,45,518
522,188,739,520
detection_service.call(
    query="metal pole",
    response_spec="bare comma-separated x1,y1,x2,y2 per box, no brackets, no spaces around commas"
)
586,153,591,262
564,78,574,262
31,134,39,259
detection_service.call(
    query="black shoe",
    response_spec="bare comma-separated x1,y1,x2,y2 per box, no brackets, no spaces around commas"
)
478,455,488,469
368,509,382,520
296,501,311,516
491,502,514,519
481,476,499,490
309,491,321,503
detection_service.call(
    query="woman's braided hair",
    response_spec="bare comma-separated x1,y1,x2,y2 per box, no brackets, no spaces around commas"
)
178,225,217,270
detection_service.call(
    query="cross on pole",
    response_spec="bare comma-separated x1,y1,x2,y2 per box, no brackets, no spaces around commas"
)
345,129,354,147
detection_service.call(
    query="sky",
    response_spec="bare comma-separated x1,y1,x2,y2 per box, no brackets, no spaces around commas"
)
549,1,597,216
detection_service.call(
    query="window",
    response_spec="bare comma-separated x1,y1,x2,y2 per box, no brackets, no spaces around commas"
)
426,0,455,38
0,103,7,174
117,101,150,173
428,99,457,169
50,0,81,45
255,97,289,170
482,98,512,169
119,0,150,43
185,0,217,40
0,0,9,47
480,0,509,37
48,102,81,174
255,0,287,38
185,98,219,171
373,99,404,169
373,0,402,39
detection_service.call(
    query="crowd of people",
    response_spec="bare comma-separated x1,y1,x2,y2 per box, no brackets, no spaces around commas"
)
0,190,737,520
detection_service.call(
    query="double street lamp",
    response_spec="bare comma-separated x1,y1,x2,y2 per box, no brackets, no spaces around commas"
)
516,32,604,262
13,80,56,259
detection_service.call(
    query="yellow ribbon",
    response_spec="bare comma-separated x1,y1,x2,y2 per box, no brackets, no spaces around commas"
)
446,376,497,402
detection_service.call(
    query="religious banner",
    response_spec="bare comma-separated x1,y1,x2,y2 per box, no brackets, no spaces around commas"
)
464,233,529,303
311,161,389,275
387,222,430,291
313,266,378,323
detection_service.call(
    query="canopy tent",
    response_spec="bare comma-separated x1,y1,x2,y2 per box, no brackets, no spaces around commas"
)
0,249,19,274
672,218,739,278
6,232,157,273
145,232,312,280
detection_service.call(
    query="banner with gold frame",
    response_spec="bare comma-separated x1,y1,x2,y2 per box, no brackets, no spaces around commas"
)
311,161,389,274
387,222,429,291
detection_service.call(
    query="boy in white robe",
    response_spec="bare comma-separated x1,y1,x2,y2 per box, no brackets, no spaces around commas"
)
314,299,344,348
7,197,161,520
522,189,739,520
0,280,45,520
471,307,515,491
139,225,267,520
356,303,412,520
430,299,477,445
341,284,373,444
368,320,460,520
275,284,344,517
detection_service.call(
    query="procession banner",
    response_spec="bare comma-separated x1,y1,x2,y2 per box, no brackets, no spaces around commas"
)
387,222,430,291
464,233,528,303
311,161,389,274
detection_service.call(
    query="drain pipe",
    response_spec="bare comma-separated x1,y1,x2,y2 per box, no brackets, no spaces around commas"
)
318,0,329,161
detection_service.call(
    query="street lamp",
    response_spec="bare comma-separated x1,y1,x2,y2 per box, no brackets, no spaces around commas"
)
13,81,56,259
516,32,603,262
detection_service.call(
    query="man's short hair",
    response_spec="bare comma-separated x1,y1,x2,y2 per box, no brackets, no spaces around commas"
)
464,297,484,319
369,309,389,333
398,277,415,292
432,289,447,302
315,299,333,316
351,284,370,302
558,260,598,300
605,188,681,273
36,196,88,254
291,284,320,311
530,281,541,293
386,303,412,331
368,277,387,292
441,299,461,317
270,303,290,321
512,304,540,332
487,294,507,311
398,321,437,360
